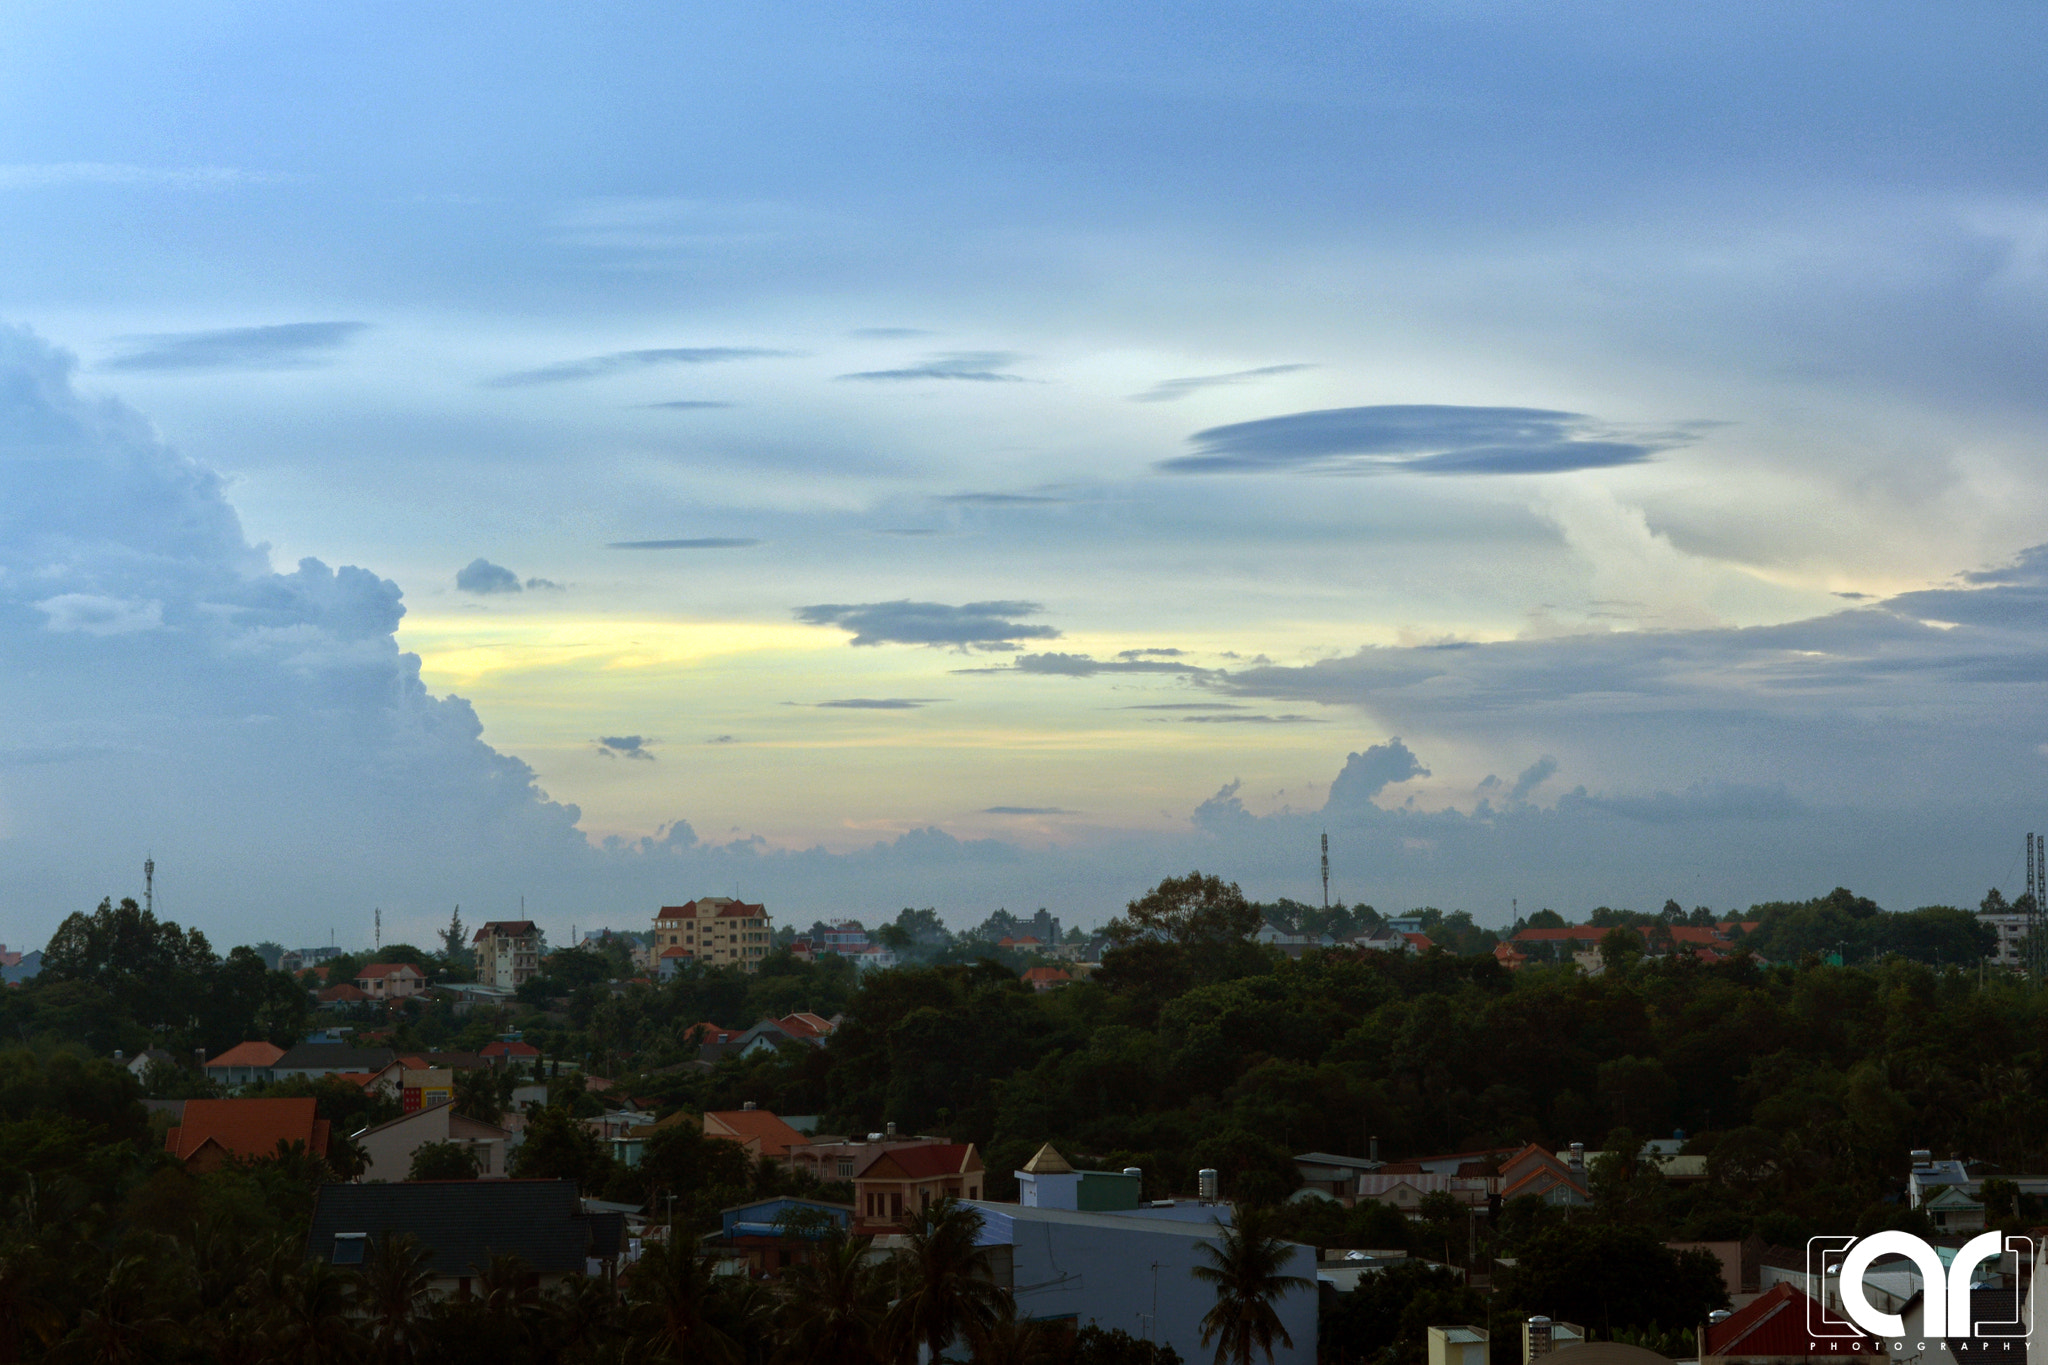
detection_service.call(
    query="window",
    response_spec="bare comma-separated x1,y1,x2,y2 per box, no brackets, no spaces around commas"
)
332,1233,367,1265
838,1159,854,1179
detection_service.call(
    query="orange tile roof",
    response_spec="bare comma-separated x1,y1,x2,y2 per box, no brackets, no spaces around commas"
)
357,963,425,978
857,1142,981,1180
165,1098,329,1162
704,1109,809,1158
205,1041,286,1069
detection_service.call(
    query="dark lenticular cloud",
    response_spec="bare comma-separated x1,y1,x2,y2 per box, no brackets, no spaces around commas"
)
455,558,522,594
597,735,654,761
992,652,1212,677
641,399,736,410
839,351,1026,382
490,347,789,386
1158,405,1672,476
103,321,368,372
813,698,946,709
796,600,1061,650
608,538,759,550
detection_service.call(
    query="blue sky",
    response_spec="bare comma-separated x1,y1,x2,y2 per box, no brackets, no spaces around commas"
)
3,3,2046,949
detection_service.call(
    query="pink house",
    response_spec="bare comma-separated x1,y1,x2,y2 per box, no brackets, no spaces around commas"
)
354,962,428,999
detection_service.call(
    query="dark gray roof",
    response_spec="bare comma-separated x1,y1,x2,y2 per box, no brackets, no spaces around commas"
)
308,1180,598,1277
272,1043,397,1072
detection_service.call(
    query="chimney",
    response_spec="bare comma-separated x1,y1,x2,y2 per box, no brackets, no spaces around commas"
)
1369,1135,1378,1162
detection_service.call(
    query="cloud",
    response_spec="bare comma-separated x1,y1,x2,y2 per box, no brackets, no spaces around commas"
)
488,347,789,387
607,538,759,550
455,559,522,594
34,594,164,635
813,698,946,710
796,600,1061,650
1180,713,1323,724
1325,740,1431,810
1157,405,1675,476
1509,756,1560,802
102,322,367,372
1560,781,1800,824
982,806,1075,816
706,735,736,744
524,577,564,591
848,327,933,339
1121,702,1243,710
838,351,1027,382
597,735,655,761
959,652,1211,677
1129,363,1315,403
872,528,941,537
641,400,735,410
1118,648,1186,659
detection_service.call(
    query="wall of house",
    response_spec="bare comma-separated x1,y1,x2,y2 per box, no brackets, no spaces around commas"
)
972,1206,1316,1365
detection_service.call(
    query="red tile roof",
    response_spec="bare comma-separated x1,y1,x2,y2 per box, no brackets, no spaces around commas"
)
165,1098,330,1162
704,1109,809,1158
480,1040,539,1058
1512,926,1610,943
205,1041,286,1069
1705,1282,1861,1357
316,984,368,1002
1021,966,1070,984
472,921,537,940
1403,932,1435,950
859,1142,981,1180
357,963,424,978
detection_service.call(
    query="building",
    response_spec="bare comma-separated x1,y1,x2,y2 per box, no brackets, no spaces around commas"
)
354,1099,513,1181
1700,1282,1869,1365
307,1180,624,1295
1496,1143,1591,1207
706,1196,854,1277
203,1040,287,1088
1294,1151,1385,1198
653,898,774,974
472,920,542,989
853,1143,984,1231
788,1132,947,1186
1430,1327,1491,1365
702,1105,811,1161
164,1098,330,1172
968,1200,1316,1365
270,1042,399,1082
1020,966,1071,992
353,962,428,999
1980,911,2031,969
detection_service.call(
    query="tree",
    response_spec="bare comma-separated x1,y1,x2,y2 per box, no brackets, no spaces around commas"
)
775,1233,889,1365
357,1233,435,1365
1112,874,1260,949
1598,927,1644,974
508,1106,613,1191
624,1236,740,1364
1189,1205,1313,1365
40,897,217,1034
438,907,469,967
885,1197,1004,1364
407,1142,481,1181
1493,1223,1728,1337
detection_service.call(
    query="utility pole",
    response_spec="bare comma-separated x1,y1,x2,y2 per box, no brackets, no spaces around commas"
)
1320,832,1329,909
143,856,154,916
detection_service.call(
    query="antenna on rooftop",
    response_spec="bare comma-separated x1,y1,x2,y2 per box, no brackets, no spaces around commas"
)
1320,832,1329,909
143,856,154,916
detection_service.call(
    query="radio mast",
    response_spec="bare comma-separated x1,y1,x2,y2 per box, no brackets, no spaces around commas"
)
2030,833,2044,982
375,907,382,951
143,856,154,915
1320,832,1329,909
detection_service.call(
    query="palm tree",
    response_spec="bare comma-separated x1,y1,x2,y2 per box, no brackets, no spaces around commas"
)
264,1259,365,1365
967,1296,1066,1365
775,1233,889,1365
884,1197,1003,1365
624,1235,741,1364
1190,1207,1313,1365
358,1233,436,1364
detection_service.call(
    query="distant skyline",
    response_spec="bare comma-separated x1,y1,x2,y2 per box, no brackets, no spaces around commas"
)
3,4,2046,948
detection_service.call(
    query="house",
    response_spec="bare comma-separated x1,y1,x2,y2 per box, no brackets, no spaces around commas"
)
164,1098,331,1172
1020,966,1071,992
703,1106,811,1161
1354,925,1427,955
307,1179,624,1295
116,1047,179,1082
1496,1143,1591,1207
480,1039,540,1069
1429,1327,1491,1365
354,962,428,999
1700,1282,1872,1365
776,1012,836,1040
204,1040,287,1088
788,1132,950,1186
1294,1151,1385,1198
652,898,774,975
316,983,369,1008
705,1196,854,1277
1356,1166,1492,1213
996,935,1044,952
398,1068,456,1113
270,1042,399,1082
696,1019,804,1065
853,1143,984,1232
472,921,543,989
968,1200,1316,1365
354,1099,514,1181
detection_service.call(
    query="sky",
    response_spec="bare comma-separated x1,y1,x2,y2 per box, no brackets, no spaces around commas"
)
3,2,2047,951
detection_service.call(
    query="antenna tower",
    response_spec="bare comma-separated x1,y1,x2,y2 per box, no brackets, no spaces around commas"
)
2031,833,2045,983
375,907,382,950
1320,832,1329,908
143,856,154,916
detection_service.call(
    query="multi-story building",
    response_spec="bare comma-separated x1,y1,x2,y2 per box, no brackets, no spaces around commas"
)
1980,911,2031,970
653,898,773,975
472,920,542,989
